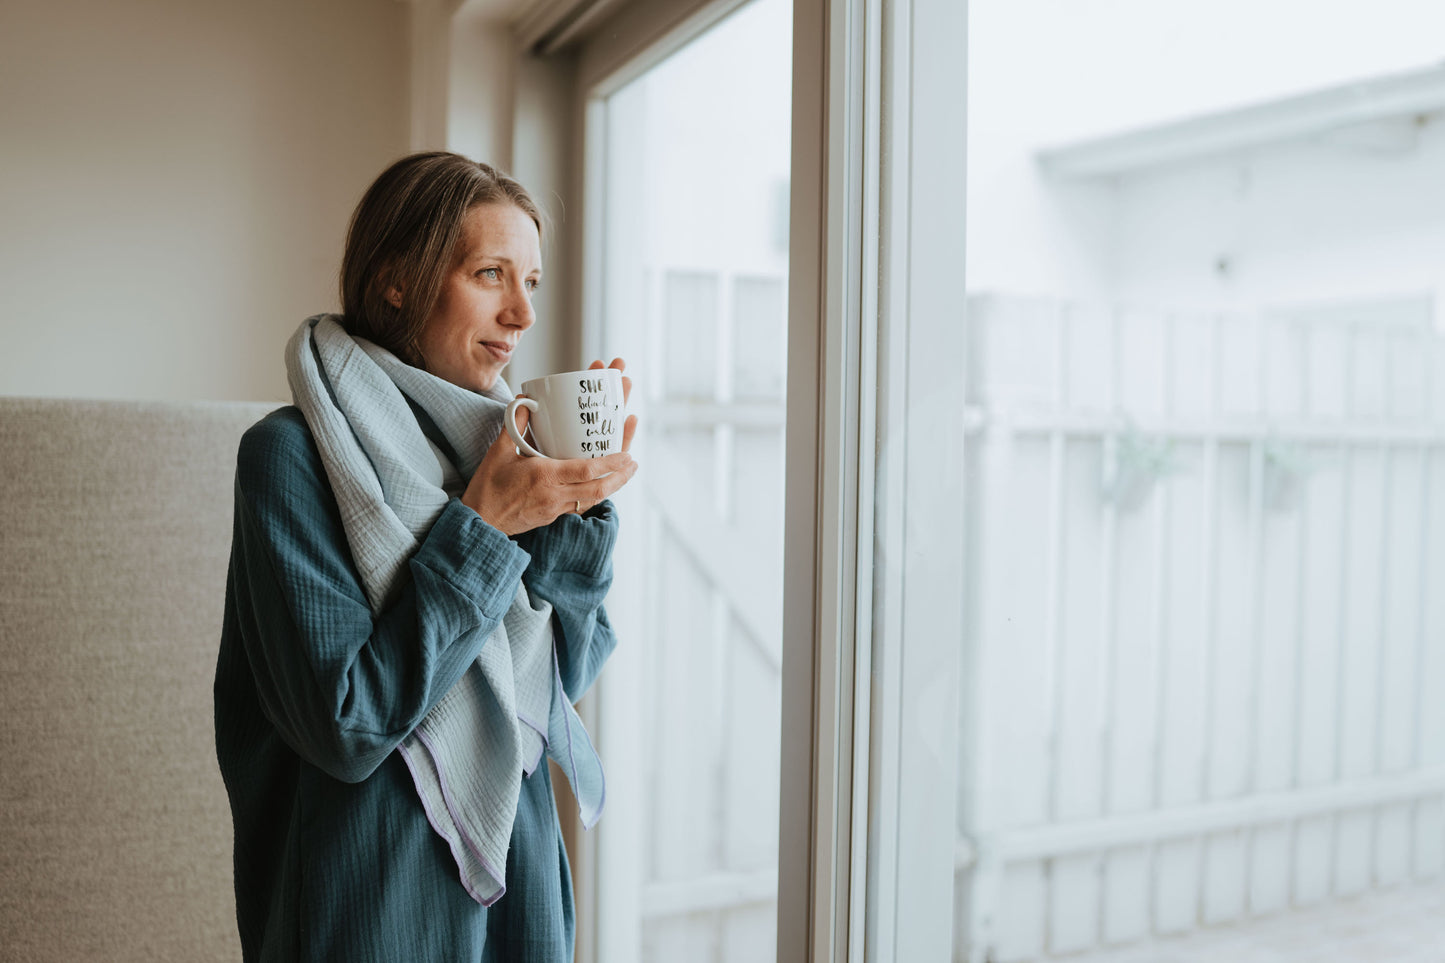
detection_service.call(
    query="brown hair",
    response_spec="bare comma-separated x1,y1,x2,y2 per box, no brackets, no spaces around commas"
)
339,152,542,366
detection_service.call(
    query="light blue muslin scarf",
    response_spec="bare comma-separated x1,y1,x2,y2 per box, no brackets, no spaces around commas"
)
285,313,604,906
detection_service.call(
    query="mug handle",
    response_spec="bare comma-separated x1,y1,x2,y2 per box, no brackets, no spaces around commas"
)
505,398,548,458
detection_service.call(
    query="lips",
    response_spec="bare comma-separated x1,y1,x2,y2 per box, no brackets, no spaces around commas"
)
481,341,514,361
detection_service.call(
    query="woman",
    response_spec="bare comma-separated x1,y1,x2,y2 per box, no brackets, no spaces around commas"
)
214,152,637,962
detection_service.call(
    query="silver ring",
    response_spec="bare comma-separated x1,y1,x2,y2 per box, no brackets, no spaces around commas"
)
576,499,582,514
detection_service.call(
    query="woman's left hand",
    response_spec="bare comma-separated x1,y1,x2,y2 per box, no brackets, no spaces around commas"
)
587,357,638,456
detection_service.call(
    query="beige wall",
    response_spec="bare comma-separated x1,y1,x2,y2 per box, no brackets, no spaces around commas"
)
0,0,411,402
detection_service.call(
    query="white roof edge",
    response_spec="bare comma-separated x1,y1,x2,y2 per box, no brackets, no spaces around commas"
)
1036,61,1445,180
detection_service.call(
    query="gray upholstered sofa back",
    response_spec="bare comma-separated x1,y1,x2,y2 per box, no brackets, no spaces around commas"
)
0,397,277,962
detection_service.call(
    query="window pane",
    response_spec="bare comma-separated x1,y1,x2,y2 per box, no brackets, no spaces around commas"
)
589,2,792,961
731,276,787,402
661,270,719,402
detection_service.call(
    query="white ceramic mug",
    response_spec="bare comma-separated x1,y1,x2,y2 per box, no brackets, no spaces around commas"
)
505,368,624,459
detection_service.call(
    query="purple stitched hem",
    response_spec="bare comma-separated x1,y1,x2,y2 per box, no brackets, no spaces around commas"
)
553,650,606,830
405,730,510,907
397,741,501,906
517,709,548,736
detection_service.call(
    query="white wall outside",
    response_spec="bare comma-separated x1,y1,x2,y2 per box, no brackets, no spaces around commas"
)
967,0,1445,304
961,3,1445,959
1112,121,1445,316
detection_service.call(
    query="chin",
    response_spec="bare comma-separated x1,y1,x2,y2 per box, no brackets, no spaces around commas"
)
472,368,503,393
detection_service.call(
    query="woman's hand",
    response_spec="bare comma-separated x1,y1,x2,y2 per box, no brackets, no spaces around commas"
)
461,357,640,535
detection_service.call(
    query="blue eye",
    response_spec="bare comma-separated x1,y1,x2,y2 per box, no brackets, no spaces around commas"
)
526,278,540,293
478,268,500,281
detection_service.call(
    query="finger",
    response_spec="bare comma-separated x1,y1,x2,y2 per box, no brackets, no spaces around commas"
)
580,457,639,503
621,413,638,453
504,394,529,436
588,359,605,370
565,463,637,514
608,357,626,372
621,374,632,405
490,404,529,454
555,451,634,484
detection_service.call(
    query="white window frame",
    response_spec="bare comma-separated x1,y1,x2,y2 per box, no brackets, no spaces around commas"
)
782,2,967,960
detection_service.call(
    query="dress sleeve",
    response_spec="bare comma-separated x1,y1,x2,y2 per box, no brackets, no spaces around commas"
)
512,501,621,703
227,412,531,784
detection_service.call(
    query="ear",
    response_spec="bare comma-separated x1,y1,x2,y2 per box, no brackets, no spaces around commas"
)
376,266,404,309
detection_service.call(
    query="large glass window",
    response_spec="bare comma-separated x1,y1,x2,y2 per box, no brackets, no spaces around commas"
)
584,2,792,959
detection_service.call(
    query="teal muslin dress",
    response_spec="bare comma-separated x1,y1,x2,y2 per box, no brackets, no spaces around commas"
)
214,406,618,962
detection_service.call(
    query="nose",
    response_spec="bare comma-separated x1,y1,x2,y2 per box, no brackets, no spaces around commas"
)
503,280,536,330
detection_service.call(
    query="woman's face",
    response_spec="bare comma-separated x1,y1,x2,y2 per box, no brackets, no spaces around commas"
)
415,202,542,393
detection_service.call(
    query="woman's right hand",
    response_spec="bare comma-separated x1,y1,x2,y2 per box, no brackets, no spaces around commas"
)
461,405,638,536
